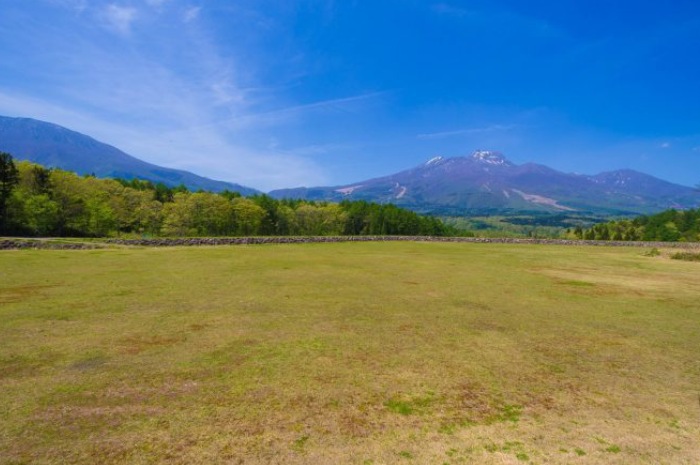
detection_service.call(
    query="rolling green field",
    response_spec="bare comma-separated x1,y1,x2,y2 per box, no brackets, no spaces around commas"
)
1,242,699,464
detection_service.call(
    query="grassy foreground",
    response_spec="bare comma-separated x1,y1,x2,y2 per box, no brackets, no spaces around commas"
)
1,242,699,464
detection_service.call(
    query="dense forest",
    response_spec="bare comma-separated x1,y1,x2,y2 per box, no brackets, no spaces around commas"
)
574,208,700,242
0,153,451,237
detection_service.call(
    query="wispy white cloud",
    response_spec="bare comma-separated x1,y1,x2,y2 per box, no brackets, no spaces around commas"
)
0,2,341,190
230,92,385,126
0,90,110,136
430,2,562,40
417,124,517,140
101,4,139,35
269,142,355,158
0,87,331,190
107,122,330,190
183,6,201,23
47,0,87,13
659,142,671,148
431,3,472,17
146,0,170,7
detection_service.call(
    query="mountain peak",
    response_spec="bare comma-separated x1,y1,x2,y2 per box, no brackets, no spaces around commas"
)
471,150,510,166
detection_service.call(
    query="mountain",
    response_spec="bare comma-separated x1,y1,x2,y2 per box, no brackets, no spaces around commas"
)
0,116,259,195
3,115,696,216
270,150,699,215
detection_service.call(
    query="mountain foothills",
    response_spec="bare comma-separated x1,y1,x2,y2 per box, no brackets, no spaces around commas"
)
0,154,449,237
0,116,259,195
270,151,699,216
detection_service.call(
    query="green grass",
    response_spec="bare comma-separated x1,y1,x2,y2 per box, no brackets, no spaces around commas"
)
1,242,699,464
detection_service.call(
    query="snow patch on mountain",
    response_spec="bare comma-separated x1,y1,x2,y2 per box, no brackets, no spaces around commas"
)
511,189,576,211
425,156,444,166
471,150,509,166
335,185,363,195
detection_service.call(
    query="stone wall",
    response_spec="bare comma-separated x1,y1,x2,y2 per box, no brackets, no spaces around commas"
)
2,236,699,250
105,236,700,248
0,239,99,250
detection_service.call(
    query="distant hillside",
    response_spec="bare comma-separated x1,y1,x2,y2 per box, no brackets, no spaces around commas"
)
578,207,700,242
0,116,259,195
270,151,699,216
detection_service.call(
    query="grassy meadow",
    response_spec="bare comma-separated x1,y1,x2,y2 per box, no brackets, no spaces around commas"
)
1,242,699,464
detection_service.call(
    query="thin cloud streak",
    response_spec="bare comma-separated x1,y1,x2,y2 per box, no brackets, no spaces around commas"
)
101,4,139,35
146,0,171,7
417,124,518,140
0,89,330,191
204,91,387,131
184,7,201,23
431,3,472,17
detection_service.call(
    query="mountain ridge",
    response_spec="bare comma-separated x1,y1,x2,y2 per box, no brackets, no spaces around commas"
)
0,116,259,195
269,151,699,215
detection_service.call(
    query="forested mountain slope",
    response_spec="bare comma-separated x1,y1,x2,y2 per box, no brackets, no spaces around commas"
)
0,116,258,195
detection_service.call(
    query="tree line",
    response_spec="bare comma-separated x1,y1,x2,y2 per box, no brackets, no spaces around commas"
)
0,153,451,237
573,208,700,242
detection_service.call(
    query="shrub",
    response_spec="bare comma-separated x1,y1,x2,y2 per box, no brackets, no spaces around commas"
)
670,252,700,262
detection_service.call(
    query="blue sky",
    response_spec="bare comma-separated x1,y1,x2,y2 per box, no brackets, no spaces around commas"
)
1,0,699,191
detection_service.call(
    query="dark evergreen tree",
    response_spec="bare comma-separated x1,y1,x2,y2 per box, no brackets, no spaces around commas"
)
0,152,19,233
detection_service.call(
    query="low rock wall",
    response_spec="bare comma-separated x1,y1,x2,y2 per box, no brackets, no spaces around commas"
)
0,239,99,250
105,236,700,248
1,236,699,250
